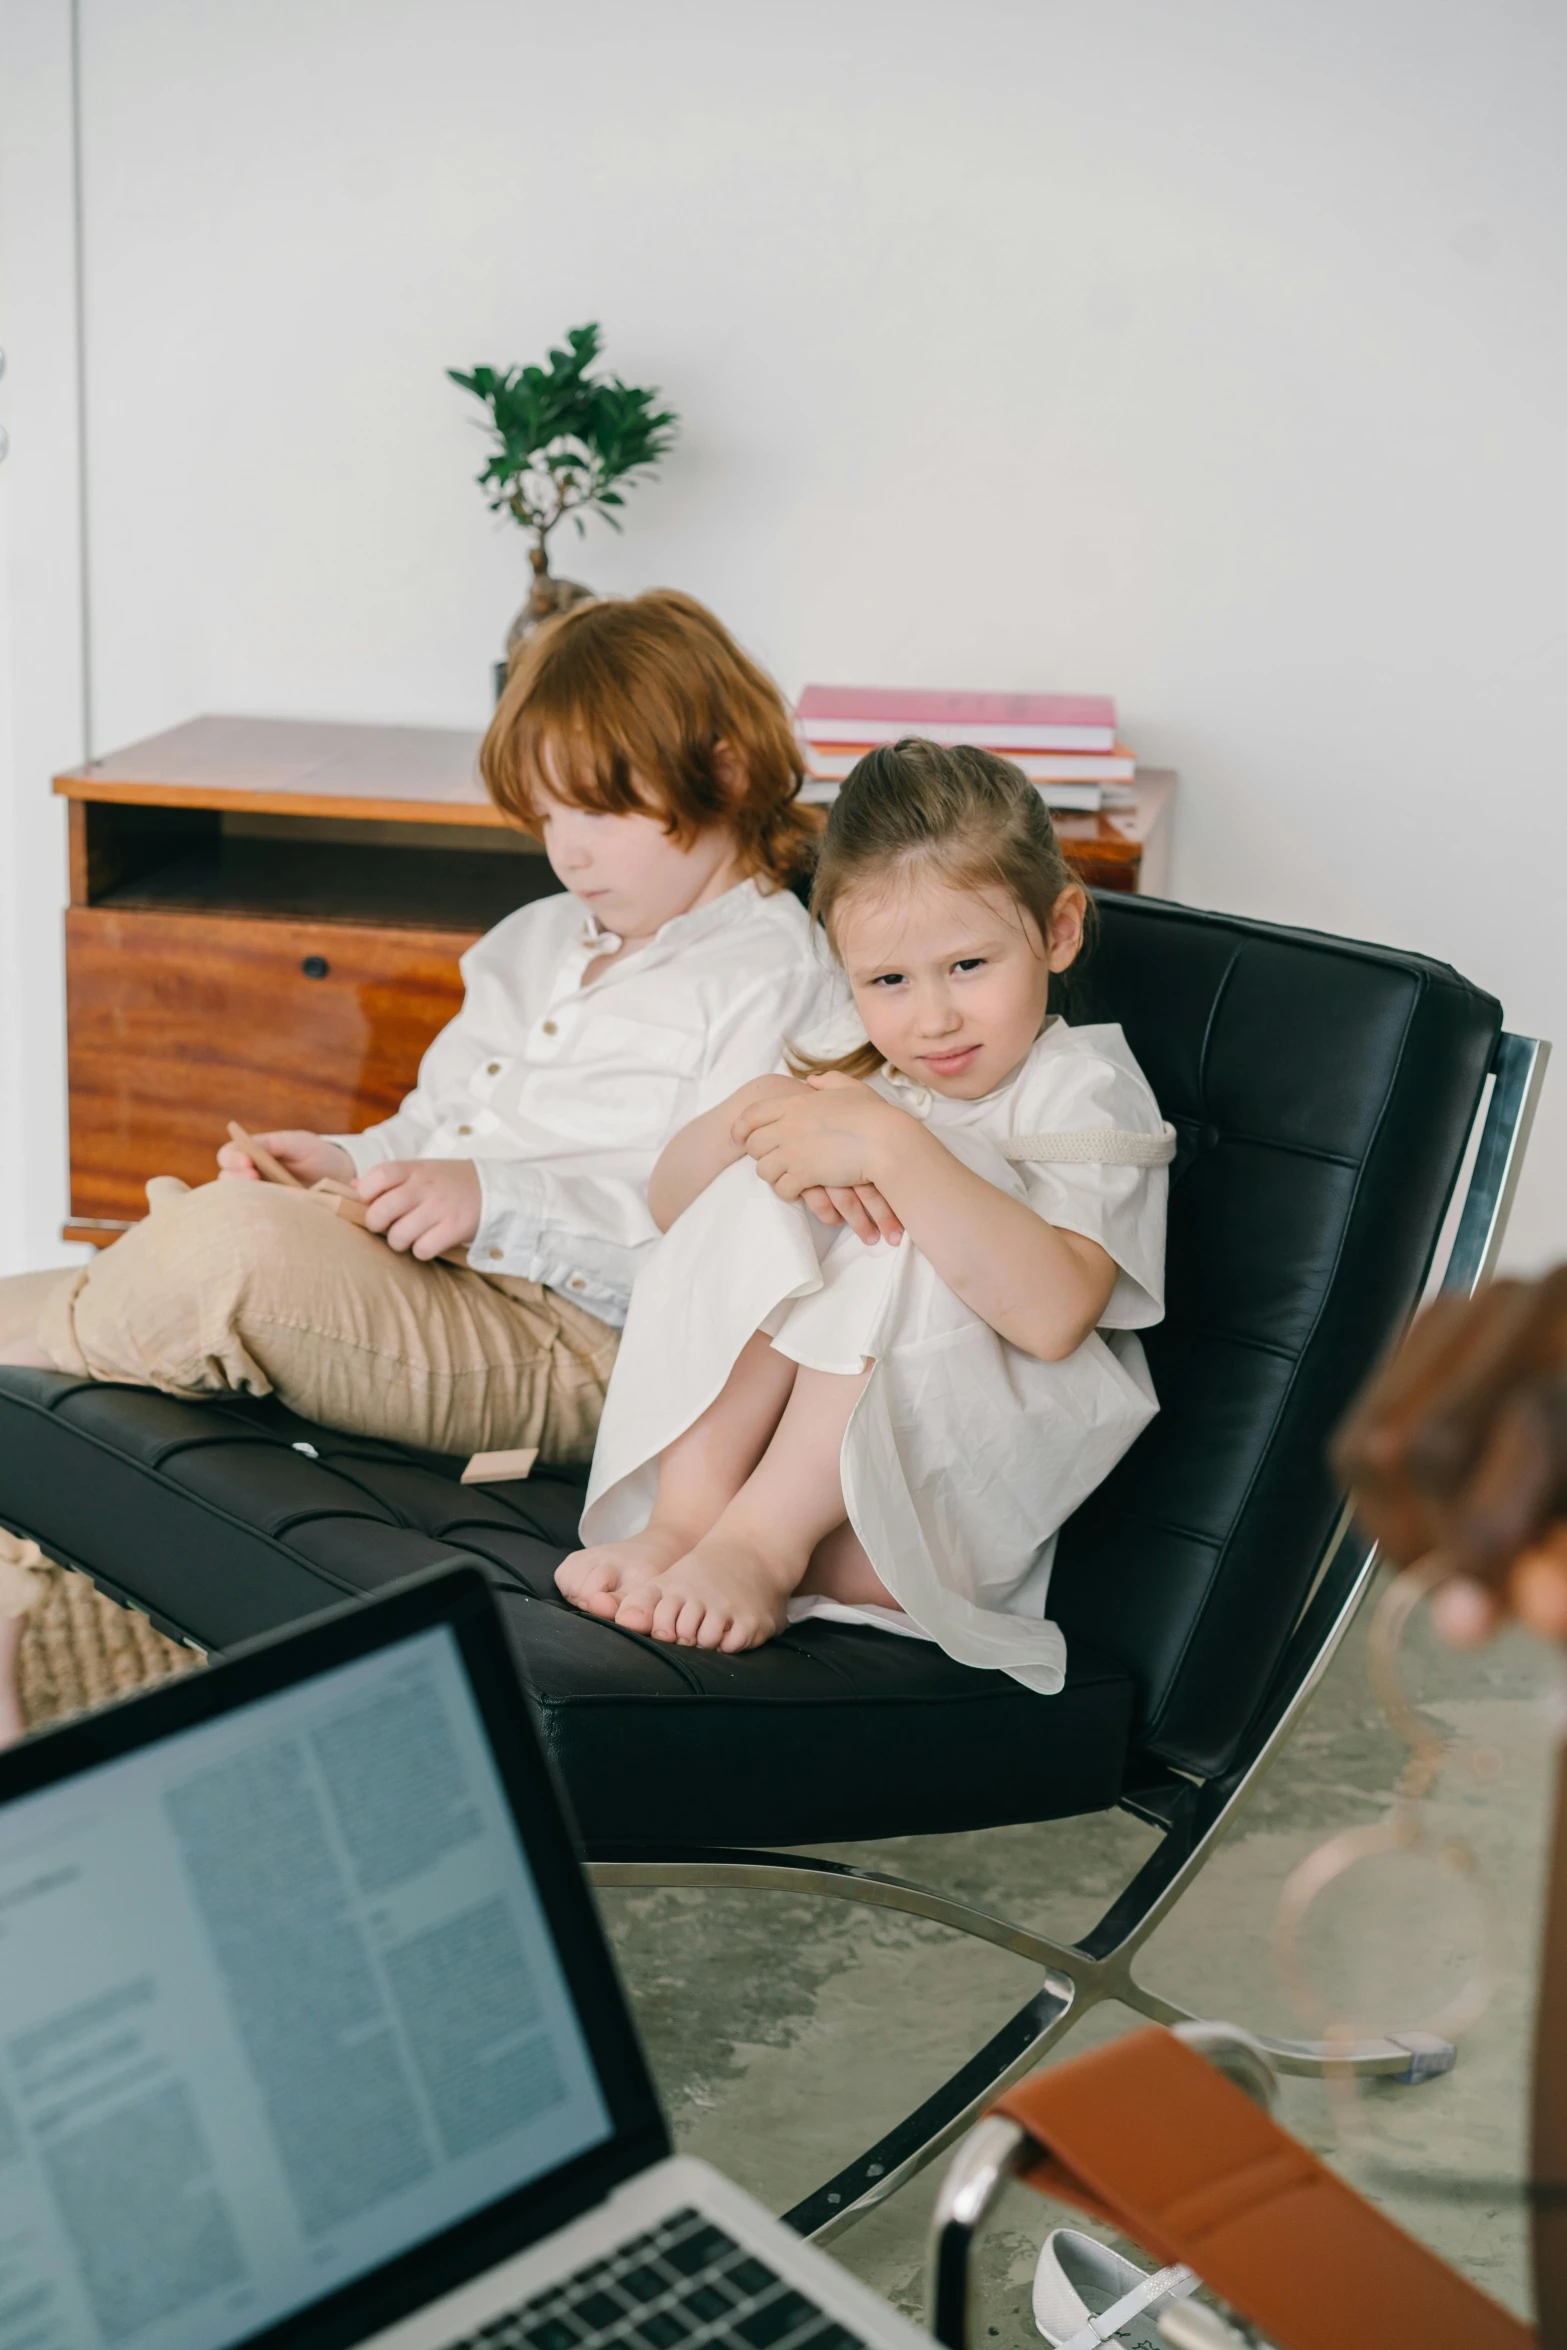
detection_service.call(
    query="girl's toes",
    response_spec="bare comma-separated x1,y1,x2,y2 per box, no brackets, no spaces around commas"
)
613,1582,660,1632
671,1595,707,1646
557,1549,615,1600
650,1589,689,1643
721,1607,781,1654
555,1554,623,1619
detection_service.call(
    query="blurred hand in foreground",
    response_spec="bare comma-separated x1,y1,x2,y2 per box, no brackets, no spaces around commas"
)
1333,1268,1567,1647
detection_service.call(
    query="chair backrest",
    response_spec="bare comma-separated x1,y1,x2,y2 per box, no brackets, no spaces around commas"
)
1049,895,1501,1782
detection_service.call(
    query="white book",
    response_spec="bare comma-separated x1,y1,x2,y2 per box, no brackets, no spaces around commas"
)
802,745,1135,784
800,777,1105,812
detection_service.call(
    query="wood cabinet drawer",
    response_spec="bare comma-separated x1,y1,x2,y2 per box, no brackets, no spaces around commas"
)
66,908,473,1222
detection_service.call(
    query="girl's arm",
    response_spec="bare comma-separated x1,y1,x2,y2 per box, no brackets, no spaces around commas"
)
648,1076,805,1231
736,1077,1117,1360
869,1123,1115,1358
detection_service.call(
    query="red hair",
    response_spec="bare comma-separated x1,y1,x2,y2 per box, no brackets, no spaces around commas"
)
480,589,818,891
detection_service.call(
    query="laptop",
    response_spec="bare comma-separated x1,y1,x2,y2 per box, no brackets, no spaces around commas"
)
0,1563,935,2350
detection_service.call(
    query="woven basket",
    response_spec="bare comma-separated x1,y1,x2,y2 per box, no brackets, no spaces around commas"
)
16,1557,202,1730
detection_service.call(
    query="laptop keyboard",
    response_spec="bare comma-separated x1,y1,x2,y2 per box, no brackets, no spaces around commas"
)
449,2206,865,2350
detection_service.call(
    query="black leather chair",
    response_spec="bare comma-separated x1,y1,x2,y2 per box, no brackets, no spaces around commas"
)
0,895,1546,2242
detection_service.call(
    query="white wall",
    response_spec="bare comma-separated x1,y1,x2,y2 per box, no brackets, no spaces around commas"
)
6,0,1567,1267
0,0,87,1276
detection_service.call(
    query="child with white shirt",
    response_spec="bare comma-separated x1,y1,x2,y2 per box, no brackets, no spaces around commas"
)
558,742,1172,1693
0,590,833,1482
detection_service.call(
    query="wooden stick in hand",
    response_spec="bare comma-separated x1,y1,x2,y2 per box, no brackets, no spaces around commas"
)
227,1119,468,1267
227,1122,306,1189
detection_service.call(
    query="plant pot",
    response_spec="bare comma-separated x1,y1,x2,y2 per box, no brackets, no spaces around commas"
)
494,554,596,697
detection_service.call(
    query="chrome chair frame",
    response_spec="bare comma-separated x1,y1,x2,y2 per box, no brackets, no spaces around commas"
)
587,1032,1549,2245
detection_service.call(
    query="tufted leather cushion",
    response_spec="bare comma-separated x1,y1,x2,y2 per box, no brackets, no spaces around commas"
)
0,1375,1132,1846
0,895,1500,1839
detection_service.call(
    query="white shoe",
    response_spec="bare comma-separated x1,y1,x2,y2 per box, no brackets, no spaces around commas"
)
1031,2228,1199,2349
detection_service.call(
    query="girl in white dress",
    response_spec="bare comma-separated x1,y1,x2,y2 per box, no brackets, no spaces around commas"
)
556,742,1173,1692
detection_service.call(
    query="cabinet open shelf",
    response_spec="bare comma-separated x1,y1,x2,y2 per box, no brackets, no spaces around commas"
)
92,832,563,934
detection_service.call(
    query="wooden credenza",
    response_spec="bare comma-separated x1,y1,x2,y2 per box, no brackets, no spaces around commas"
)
55,716,1176,1243
56,717,558,1241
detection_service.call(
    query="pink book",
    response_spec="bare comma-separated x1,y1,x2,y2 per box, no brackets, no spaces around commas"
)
797,685,1117,752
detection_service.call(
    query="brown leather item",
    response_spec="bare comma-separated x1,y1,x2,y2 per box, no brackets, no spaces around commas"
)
995,2026,1532,2348
1533,1748,1567,2344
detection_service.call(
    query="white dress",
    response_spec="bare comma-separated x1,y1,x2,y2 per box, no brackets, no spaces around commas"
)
581,1019,1172,1695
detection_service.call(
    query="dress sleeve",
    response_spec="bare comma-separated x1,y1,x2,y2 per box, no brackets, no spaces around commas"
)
1010,1048,1169,1328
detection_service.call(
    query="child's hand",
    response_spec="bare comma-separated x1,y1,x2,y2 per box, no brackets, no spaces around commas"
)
726,1073,808,1140
735,1072,913,1201
800,1185,905,1246
357,1160,482,1259
217,1130,354,1185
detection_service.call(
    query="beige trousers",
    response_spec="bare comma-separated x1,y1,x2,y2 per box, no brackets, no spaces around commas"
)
2,1180,619,1463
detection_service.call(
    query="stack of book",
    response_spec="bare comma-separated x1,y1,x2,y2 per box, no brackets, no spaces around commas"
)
795,686,1135,811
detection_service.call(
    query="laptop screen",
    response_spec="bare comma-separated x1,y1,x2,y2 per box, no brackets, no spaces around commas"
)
0,1622,615,2350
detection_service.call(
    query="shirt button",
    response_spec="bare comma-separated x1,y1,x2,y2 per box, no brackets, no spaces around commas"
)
488,1248,503,1262
457,1124,472,1136
486,1061,500,1075
541,1019,558,1037
569,1276,586,1291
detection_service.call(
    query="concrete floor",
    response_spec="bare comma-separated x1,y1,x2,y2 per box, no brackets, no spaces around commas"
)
599,1579,1559,2337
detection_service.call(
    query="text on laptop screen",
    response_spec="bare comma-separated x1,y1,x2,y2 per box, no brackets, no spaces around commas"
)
0,1626,613,2350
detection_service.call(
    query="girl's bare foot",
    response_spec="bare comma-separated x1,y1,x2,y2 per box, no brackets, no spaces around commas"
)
612,1530,797,1653
555,1525,694,1619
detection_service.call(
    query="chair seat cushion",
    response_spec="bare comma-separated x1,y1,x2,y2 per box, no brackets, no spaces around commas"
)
0,1370,1133,1848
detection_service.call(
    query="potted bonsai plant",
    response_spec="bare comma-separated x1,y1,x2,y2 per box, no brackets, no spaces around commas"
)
449,323,679,676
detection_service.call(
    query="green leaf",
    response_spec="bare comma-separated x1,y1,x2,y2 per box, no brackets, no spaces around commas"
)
446,324,678,533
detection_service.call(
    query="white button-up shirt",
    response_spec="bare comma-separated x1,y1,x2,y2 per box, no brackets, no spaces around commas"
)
331,878,836,1325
